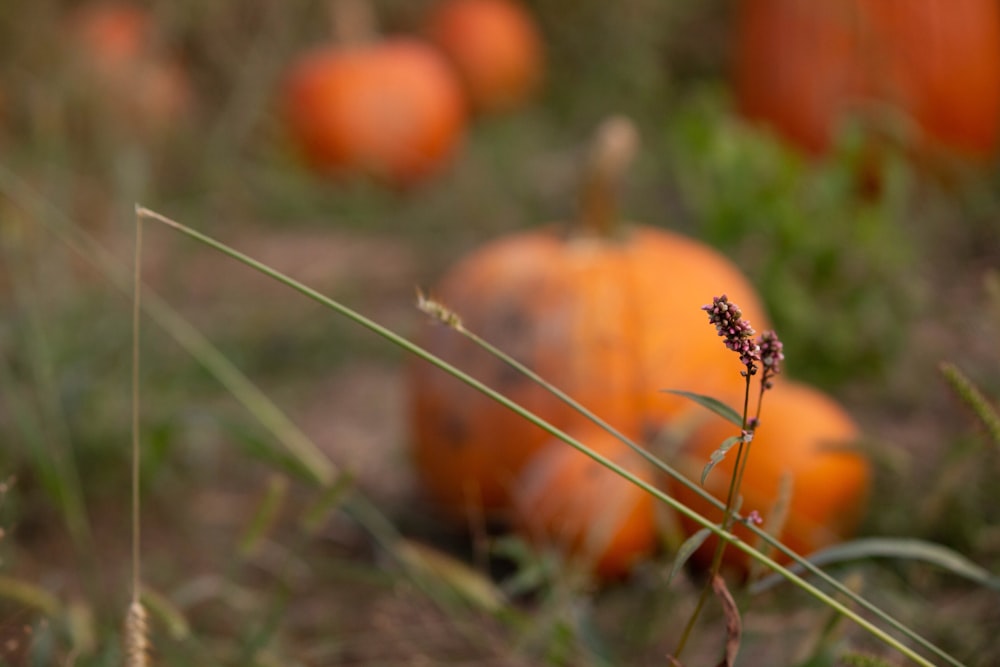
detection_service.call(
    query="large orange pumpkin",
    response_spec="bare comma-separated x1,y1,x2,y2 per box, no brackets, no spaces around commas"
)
408,117,770,519
281,1,466,187
734,0,1000,161
512,428,658,580
668,380,871,573
425,0,544,114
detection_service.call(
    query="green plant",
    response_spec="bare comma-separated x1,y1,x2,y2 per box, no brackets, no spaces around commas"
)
667,90,918,387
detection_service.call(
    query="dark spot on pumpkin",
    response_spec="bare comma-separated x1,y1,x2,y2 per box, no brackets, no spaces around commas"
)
495,353,535,393
484,302,535,352
442,414,468,449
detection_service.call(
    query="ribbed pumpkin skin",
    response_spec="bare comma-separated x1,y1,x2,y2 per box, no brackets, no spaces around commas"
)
669,380,871,573
512,429,657,580
735,0,1000,160
282,39,466,186
409,224,769,518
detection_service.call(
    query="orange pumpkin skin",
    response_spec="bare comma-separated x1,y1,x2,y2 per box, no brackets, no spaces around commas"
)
425,0,544,113
69,4,192,134
409,224,769,518
282,39,466,186
668,380,871,572
512,430,657,580
735,0,1000,161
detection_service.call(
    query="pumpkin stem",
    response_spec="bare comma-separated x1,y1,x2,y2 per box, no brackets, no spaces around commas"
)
329,0,377,46
579,115,639,238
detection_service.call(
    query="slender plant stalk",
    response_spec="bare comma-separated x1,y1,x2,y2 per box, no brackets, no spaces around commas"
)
673,372,754,659
126,209,150,667
132,212,143,604
139,205,946,667
441,311,965,667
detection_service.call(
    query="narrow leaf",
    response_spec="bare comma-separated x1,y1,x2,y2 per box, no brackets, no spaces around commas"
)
751,537,1000,595
396,539,508,613
940,361,1000,449
0,575,60,616
701,435,742,485
667,528,712,586
238,474,289,558
300,472,356,535
140,587,190,641
711,574,742,667
662,390,742,426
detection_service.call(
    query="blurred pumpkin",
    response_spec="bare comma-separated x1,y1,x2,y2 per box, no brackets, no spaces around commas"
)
668,380,871,574
281,0,466,187
425,0,544,114
734,0,1000,162
512,428,657,580
408,116,769,519
68,3,193,136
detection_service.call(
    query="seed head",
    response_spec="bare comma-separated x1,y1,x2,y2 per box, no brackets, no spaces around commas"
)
416,289,463,330
702,295,761,367
757,330,784,388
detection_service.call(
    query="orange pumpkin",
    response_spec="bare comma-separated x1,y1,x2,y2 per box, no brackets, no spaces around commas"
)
68,3,193,136
281,1,466,187
512,429,658,580
668,380,871,573
408,117,770,519
425,0,544,113
734,0,1000,161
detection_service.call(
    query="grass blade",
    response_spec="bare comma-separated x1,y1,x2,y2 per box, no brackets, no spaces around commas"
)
751,537,1000,595
939,362,1000,449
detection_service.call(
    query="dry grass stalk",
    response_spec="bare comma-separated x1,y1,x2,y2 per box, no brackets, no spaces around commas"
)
123,600,150,667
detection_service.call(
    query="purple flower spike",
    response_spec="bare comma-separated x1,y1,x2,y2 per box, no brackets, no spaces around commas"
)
757,329,784,388
702,295,761,367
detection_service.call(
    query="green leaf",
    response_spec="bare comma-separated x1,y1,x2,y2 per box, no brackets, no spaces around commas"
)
750,537,1000,595
701,435,742,485
667,528,711,585
661,390,742,426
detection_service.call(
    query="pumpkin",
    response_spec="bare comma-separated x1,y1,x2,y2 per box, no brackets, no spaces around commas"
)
512,428,658,580
668,379,871,573
281,0,466,187
68,3,193,136
408,117,770,519
734,0,1000,162
424,0,544,114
